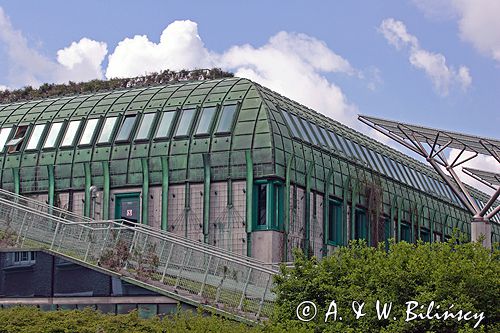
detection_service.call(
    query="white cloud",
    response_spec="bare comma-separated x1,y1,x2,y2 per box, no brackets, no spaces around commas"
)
106,21,359,127
0,6,107,87
0,85,9,91
379,18,471,96
106,20,212,78
413,0,500,63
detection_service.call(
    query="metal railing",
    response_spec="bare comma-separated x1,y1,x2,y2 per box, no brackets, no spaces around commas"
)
0,191,277,322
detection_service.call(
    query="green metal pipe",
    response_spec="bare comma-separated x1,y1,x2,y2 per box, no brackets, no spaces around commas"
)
202,153,211,243
245,150,253,257
102,161,110,220
304,162,313,257
12,168,20,195
84,162,91,217
161,156,169,231
141,158,149,225
322,169,333,258
47,165,55,207
283,155,294,262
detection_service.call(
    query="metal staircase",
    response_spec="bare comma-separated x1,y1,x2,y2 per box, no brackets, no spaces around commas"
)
0,189,277,323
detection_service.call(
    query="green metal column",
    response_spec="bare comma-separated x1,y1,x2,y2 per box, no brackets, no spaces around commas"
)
430,210,435,243
84,162,91,217
102,161,110,220
12,168,20,195
202,154,211,244
304,162,314,257
397,201,402,242
322,169,333,258
342,176,350,245
283,155,294,262
351,179,359,241
47,165,54,207
141,158,149,225
161,156,169,231
245,150,253,257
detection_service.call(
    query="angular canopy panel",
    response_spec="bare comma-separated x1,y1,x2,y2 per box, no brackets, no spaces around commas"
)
463,167,500,188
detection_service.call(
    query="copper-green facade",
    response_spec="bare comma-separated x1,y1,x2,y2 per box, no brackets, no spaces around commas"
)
0,77,497,262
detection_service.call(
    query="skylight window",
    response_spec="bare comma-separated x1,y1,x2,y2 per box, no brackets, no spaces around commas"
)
281,110,301,138
311,124,327,146
26,124,46,150
196,106,217,135
299,118,318,144
0,127,12,152
175,108,196,137
98,117,118,143
216,104,237,133
290,114,308,140
43,122,63,148
79,118,99,145
61,120,81,147
116,115,137,141
135,113,156,140
155,111,176,138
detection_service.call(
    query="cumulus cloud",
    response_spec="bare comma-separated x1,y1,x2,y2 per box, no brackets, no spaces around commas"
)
106,20,359,126
413,0,500,63
379,18,471,96
0,6,107,87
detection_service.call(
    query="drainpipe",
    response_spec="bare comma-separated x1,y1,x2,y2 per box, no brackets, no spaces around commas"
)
245,150,253,257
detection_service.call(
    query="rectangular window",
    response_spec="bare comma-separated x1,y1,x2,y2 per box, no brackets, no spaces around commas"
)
61,120,81,147
327,130,343,151
299,118,319,145
43,122,63,148
319,126,335,148
155,111,176,139
354,209,368,240
282,110,301,138
328,200,343,245
311,124,327,146
290,114,309,140
116,115,137,141
400,222,412,242
79,118,99,145
195,106,217,135
9,251,36,266
135,113,156,140
0,127,12,152
257,183,267,226
97,117,118,143
420,228,430,242
175,108,196,137
26,124,46,150
216,104,237,133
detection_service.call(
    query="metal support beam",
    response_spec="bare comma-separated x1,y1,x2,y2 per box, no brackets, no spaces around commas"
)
161,156,169,231
245,150,253,257
304,162,314,257
323,169,334,258
12,168,20,195
202,154,211,244
478,186,500,218
47,165,55,207
283,154,294,262
102,161,110,220
84,163,91,217
141,158,149,226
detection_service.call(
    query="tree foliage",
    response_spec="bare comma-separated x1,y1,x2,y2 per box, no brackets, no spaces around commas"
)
0,68,234,104
272,239,500,332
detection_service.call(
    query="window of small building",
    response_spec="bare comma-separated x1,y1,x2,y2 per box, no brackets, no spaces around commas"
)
155,111,176,139
61,120,82,147
43,122,63,149
354,209,368,240
174,108,196,137
79,118,99,145
97,117,118,143
215,104,238,134
25,124,46,150
135,113,156,140
420,228,431,242
116,115,137,141
6,125,28,153
400,222,412,242
256,183,267,227
7,251,36,266
0,127,12,152
195,106,217,135
328,200,343,245
253,180,283,230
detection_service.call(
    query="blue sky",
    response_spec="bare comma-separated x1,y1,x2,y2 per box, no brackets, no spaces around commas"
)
0,0,498,182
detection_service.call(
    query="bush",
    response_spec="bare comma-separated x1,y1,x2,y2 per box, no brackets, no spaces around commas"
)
272,239,500,332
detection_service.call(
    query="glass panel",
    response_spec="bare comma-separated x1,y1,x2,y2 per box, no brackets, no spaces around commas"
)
337,136,353,156
216,104,237,133
354,210,368,240
26,124,46,150
311,124,327,146
135,113,156,140
61,120,81,147
415,171,430,192
155,111,176,138
79,118,99,145
381,156,397,179
43,122,63,148
351,141,365,161
196,106,217,135
175,108,196,137
257,184,267,226
343,138,357,157
0,127,12,152
281,111,301,138
327,130,342,151
401,223,412,242
116,115,137,141
299,119,319,145
98,117,118,143
290,114,308,141
328,200,343,245
396,161,412,185
319,127,334,148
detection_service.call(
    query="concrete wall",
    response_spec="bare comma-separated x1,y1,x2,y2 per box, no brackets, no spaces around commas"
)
251,230,284,263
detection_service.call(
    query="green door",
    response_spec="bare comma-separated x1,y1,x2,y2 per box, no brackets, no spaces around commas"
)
115,193,140,223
